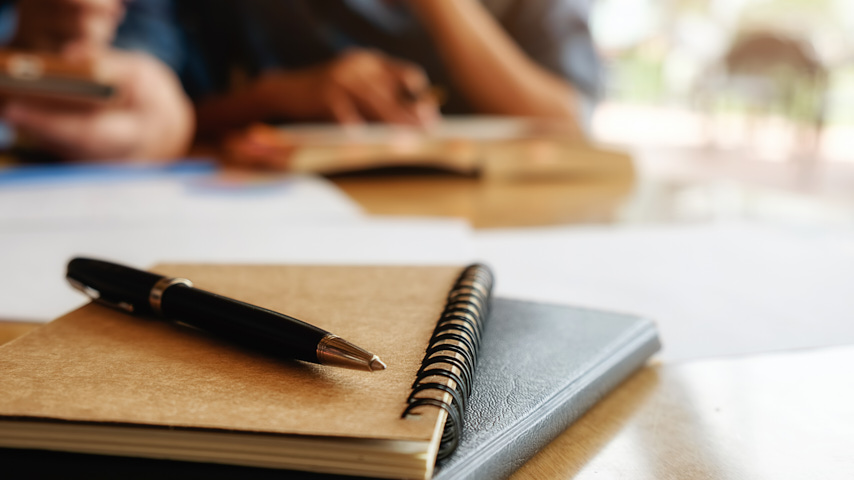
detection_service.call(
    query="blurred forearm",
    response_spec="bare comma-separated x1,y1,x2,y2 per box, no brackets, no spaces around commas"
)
194,69,324,138
410,0,581,126
195,50,439,136
194,84,272,140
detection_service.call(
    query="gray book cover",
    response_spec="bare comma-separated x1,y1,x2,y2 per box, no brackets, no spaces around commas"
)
435,297,660,480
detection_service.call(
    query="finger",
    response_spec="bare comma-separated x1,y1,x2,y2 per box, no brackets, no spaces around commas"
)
223,140,293,171
388,59,430,98
61,42,98,61
350,77,412,124
324,50,418,124
413,100,440,127
325,88,365,125
69,13,119,52
233,124,296,169
386,60,440,125
3,101,136,160
338,51,422,124
341,69,422,125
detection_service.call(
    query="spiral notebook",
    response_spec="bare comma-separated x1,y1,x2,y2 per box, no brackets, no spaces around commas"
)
0,264,660,479
0,264,493,480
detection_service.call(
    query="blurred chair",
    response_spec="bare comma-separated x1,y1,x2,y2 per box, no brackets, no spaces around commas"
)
695,31,828,158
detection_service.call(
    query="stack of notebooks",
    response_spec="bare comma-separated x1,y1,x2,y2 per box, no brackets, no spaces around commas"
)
0,263,659,479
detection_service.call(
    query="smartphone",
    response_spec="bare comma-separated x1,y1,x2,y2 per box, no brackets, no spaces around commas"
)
0,50,116,104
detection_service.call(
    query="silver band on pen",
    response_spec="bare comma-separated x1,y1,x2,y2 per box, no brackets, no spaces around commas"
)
149,277,193,315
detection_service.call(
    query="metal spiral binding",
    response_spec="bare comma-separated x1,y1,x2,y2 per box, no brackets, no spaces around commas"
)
401,264,494,460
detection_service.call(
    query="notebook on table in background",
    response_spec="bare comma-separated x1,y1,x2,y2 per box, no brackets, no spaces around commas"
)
227,116,634,180
0,264,659,479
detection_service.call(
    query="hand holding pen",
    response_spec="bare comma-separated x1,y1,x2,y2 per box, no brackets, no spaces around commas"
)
253,48,440,127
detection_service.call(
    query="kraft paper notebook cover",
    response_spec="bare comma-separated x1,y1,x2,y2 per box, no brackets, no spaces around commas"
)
0,264,660,479
0,264,488,480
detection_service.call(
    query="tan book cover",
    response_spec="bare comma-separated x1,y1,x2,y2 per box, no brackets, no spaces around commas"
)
0,264,472,479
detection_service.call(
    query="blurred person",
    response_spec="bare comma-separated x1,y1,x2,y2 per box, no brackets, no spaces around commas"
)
0,0,195,162
106,0,601,137
3,0,602,164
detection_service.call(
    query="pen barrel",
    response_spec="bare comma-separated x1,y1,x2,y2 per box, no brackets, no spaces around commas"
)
161,285,328,363
67,257,163,314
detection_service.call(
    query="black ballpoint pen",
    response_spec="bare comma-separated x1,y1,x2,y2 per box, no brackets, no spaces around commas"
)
65,257,387,372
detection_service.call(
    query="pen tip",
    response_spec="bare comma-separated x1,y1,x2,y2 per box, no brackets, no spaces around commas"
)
369,356,387,372
316,334,387,372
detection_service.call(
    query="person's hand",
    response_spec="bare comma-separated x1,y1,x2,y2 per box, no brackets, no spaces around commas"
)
1,50,194,161
12,0,125,58
255,49,439,126
221,123,297,170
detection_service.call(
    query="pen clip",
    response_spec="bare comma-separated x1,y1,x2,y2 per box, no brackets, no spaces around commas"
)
67,277,135,313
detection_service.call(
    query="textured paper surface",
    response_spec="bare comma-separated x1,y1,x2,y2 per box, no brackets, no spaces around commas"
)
0,264,462,443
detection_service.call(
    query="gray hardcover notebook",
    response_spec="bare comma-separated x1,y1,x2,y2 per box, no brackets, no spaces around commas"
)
0,297,659,479
435,297,660,480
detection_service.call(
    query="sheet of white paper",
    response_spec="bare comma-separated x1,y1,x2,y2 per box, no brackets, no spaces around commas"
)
475,222,854,362
0,161,362,232
0,217,474,322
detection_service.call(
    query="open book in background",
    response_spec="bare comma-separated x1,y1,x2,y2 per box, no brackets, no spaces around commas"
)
224,116,634,180
0,263,659,479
